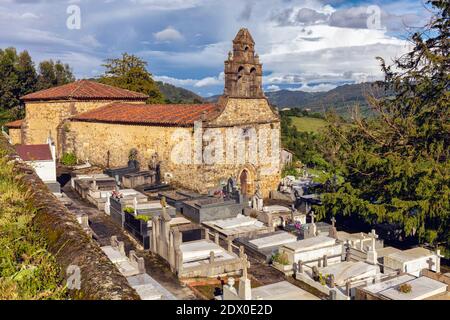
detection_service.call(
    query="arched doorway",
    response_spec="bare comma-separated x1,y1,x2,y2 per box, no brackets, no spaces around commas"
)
240,169,249,195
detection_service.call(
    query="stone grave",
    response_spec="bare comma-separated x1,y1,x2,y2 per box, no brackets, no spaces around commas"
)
101,236,177,300
276,236,343,274
256,205,306,228
115,250,146,277
100,236,128,264
122,171,156,189
104,159,140,186
235,231,298,263
202,214,273,240
366,276,448,300
159,189,208,213
108,189,151,227
150,204,246,278
317,261,380,287
181,196,244,223
384,247,442,277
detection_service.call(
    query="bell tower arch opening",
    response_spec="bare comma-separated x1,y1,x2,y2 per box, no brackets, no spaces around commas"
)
223,28,264,99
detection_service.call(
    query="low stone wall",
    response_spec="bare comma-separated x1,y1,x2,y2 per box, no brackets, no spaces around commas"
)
0,135,139,300
295,273,350,300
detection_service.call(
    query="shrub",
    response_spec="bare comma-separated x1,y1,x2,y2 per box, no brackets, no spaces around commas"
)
398,283,412,294
123,207,135,214
60,152,77,166
135,215,152,222
272,252,290,265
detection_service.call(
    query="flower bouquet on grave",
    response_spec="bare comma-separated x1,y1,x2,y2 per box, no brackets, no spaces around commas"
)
111,189,123,199
294,221,302,231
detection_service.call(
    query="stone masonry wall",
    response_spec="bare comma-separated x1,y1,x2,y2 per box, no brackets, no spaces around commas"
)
23,100,145,157
65,119,280,198
0,135,139,300
6,128,21,145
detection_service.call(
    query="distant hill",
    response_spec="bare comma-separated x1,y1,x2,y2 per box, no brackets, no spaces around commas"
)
156,81,205,104
205,82,385,116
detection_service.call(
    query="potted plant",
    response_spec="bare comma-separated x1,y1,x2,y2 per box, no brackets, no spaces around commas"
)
271,252,292,273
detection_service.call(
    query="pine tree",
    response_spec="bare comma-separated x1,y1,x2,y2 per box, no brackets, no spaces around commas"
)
98,53,165,104
317,0,449,252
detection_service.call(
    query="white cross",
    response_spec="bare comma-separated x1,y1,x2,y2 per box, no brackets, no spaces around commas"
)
368,229,378,250
310,211,316,224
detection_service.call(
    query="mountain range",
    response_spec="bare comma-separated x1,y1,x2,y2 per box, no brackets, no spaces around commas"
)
158,81,386,116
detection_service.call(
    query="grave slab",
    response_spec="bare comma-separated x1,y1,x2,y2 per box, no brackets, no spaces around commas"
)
252,281,320,300
380,276,447,300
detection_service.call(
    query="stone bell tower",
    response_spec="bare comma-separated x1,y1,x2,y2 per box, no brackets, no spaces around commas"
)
224,28,264,98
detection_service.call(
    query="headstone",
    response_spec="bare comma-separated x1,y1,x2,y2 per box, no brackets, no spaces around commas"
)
328,217,338,239
366,229,379,265
238,254,252,300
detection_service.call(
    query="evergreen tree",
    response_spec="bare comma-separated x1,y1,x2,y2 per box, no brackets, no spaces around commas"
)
98,53,164,104
317,0,449,252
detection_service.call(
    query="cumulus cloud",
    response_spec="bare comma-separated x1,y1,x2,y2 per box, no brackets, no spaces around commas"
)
154,72,224,88
270,4,424,31
153,26,184,42
266,85,281,92
288,83,338,92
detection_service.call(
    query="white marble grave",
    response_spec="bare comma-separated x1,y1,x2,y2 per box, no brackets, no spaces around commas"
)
249,232,297,250
279,236,343,267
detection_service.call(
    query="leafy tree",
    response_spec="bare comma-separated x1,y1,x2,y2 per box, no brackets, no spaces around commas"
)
37,60,74,90
16,50,37,97
316,0,449,251
0,48,21,111
98,53,164,104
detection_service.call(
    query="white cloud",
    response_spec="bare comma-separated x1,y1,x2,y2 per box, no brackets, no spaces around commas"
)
288,83,338,92
154,72,224,88
266,85,281,92
153,26,184,42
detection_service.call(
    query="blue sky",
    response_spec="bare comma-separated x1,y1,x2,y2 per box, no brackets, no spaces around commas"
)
0,0,430,96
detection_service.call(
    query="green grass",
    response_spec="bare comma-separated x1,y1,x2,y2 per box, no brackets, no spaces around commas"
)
289,116,328,133
0,147,68,299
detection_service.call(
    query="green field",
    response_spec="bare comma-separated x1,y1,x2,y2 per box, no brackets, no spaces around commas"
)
289,116,328,133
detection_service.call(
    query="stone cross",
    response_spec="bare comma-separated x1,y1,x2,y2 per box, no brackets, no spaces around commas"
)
310,211,316,224
242,254,248,279
368,229,378,250
359,233,366,251
331,217,336,228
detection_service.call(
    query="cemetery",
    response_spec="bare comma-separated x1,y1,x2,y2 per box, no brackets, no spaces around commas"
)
150,204,248,279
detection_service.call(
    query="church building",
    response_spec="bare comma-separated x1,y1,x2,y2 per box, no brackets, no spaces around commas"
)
5,29,281,197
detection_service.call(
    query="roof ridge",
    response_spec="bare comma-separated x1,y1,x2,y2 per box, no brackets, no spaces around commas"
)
68,80,85,98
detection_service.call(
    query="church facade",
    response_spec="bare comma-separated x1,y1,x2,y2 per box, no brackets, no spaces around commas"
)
6,29,281,197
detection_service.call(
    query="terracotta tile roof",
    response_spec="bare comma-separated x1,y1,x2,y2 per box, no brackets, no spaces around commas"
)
4,119,23,128
71,102,221,127
21,80,149,101
15,144,53,161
